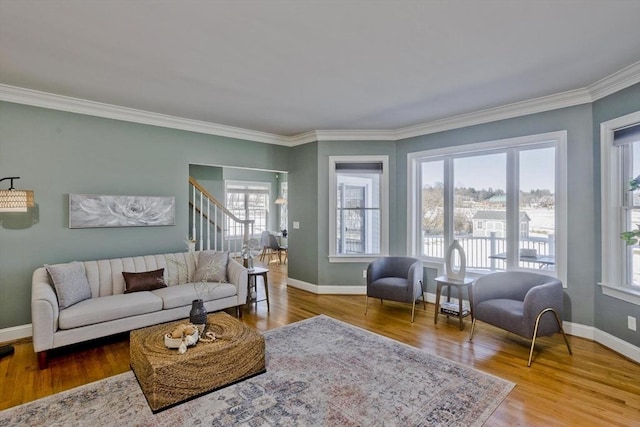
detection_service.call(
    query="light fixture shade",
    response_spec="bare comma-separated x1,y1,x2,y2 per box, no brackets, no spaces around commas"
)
0,189,35,212
275,197,287,205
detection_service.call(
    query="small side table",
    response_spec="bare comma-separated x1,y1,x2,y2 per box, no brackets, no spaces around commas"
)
247,267,270,311
434,275,474,330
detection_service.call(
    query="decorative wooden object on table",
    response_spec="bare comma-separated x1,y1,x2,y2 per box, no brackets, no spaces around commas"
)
434,275,475,331
247,267,270,311
129,312,265,413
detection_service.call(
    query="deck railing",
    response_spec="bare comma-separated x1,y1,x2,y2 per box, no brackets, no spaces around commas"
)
422,232,555,271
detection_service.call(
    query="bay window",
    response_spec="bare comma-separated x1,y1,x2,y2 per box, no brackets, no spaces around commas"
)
408,131,567,282
600,111,640,304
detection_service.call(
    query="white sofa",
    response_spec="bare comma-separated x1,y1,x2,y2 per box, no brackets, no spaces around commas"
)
31,251,248,369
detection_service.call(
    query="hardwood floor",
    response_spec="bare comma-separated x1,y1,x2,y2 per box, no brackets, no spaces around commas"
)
1,261,639,426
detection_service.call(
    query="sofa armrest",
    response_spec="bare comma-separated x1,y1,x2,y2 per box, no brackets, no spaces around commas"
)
31,268,59,353
227,258,248,305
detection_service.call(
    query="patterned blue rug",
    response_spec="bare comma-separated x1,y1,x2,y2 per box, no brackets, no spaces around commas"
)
0,315,514,426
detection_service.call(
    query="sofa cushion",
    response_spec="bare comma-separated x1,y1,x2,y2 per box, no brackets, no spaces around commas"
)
45,261,92,309
58,292,163,330
123,268,167,293
152,282,237,309
193,251,228,283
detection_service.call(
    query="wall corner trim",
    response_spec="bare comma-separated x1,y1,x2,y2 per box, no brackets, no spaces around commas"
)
588,61,640,102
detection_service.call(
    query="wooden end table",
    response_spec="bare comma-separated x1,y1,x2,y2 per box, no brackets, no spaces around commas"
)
130,312,265,412
434,275,475,331
247,267,270,311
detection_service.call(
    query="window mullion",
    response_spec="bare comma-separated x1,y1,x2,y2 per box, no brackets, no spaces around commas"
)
416,160,424,256
443,157,454,249
506,148,519,268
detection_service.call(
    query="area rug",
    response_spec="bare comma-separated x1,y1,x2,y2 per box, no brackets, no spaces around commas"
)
0,315,514,426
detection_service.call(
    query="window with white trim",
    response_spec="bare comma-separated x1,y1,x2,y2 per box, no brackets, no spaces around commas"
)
225,181,270,238
601,111,640,304
329,156,389,262
408,131,567,281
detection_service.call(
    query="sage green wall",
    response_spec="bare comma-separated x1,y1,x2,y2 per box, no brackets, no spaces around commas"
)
287,142,319,285
592,83,640,346
0,101,290,329
395,105,595,326
2,87,638,349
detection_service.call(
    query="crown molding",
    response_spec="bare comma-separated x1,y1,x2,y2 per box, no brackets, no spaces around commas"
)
1,61,638,145
314,130,397,142
0,84,290,146
588,61,640,102
394,88,593,141
288,131,320,146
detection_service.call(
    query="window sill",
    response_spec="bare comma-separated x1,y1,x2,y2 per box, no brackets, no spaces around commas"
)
598,282,640,305
328,255,387,264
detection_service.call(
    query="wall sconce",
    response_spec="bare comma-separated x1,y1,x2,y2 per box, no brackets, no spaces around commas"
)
274,197,287,205
0,177,35,212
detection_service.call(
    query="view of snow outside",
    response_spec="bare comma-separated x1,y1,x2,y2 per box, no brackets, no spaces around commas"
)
421,148,556,271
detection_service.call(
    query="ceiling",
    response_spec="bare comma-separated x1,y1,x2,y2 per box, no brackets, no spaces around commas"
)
1,0,639,138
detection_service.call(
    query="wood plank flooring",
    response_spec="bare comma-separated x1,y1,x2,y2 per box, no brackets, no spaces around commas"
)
1,261,639,425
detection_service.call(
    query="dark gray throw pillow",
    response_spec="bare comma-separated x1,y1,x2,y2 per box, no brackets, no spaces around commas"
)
45,261,92,309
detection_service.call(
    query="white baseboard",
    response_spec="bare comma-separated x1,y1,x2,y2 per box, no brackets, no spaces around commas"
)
593,328,640,363
562,321,595,340
0,323,32,344
287,278,366,295
3,291,639,363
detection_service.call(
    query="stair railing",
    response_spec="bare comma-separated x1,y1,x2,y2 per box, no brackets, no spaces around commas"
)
189,176,254,255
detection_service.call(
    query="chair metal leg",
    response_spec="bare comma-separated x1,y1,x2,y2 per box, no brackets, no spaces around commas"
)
528,307,572,367
420,280,426,310
551,309,573,357
411,298,416,323
364,295,369,315
469,318,477,341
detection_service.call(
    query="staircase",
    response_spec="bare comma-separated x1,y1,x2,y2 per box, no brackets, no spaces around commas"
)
189,176,254,255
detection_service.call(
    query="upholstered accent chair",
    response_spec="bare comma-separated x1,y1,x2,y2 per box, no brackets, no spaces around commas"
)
365,257,425,322
469,271,572,366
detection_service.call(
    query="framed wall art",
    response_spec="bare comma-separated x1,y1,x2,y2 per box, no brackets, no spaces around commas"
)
69,194,175,228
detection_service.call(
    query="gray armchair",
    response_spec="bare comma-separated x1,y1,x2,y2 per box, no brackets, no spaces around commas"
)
469,271,572,366
364,257,425,322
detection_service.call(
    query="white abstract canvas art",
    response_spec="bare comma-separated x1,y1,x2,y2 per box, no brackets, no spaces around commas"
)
69,194,175,228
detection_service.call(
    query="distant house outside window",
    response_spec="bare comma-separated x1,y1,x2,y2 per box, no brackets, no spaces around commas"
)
407,131,567,282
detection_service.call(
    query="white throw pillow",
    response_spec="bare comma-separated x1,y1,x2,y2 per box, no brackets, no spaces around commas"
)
193,251,228,283
45,261,92,309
